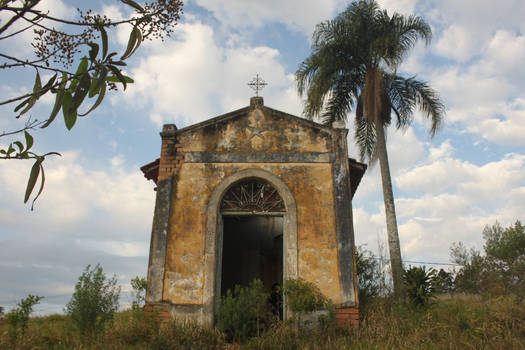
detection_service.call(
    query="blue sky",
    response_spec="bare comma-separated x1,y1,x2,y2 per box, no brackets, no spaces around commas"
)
1,0,524,314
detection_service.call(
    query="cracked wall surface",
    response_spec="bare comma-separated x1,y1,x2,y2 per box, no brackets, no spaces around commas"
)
145,98,359,323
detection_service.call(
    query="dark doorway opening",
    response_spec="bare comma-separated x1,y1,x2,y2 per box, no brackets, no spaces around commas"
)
220,215,283,297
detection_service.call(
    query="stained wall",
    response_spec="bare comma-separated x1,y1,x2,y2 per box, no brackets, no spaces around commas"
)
147,98,358,323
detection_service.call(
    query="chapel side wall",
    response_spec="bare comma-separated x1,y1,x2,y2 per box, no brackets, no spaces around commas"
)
162,162,344,309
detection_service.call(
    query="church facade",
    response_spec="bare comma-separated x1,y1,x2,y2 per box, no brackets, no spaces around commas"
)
140,96,366,326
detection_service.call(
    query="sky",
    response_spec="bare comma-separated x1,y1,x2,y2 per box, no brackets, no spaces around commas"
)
1,0,524,314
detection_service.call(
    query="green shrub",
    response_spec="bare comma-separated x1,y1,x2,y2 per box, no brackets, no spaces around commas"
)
65,263,120,336
216,279,268,341
356,246,386,304
283,278,334,328
403,266,438,307
283,278,330,313
451,220,525,297
131,276,147,311
5,294,42,342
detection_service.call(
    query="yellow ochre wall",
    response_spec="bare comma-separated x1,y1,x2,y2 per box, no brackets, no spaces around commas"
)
161,106,344,306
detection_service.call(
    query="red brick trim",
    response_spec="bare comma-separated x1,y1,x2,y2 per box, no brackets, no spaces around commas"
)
144,302,171,322
335,306,359,327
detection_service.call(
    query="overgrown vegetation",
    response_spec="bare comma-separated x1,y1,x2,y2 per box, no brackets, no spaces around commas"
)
1,295,524,349
403,266,438,307
216,279,268,341
283,278,335,328
1,219,523,348
451,220,525,298
5,294,42,345
64,264,120,337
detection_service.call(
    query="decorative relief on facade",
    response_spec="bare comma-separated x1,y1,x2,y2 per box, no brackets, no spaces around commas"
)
246,110,265,141
220,179,285,213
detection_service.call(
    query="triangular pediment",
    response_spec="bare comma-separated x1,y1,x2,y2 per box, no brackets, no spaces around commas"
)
172,98,335,154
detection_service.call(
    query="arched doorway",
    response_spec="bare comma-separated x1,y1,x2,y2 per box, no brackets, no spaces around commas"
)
219,180,285,298
203,169,297,326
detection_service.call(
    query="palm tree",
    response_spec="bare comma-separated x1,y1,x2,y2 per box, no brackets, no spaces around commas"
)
296,0,444,297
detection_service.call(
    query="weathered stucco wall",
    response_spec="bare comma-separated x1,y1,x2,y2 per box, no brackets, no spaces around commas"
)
177,108,333,154
163,162,342,305
145,98,359,325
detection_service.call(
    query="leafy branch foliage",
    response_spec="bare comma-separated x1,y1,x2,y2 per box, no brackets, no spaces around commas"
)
5,294,43,343
451,220,525,297
403,266,439,307
65,264,121,336
216,279,268,341
0,0,183,208
130,276,147,310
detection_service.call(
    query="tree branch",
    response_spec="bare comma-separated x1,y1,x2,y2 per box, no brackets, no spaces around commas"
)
0,52,72,75
0,20,36,40
0,1,40,36
0,118,46,138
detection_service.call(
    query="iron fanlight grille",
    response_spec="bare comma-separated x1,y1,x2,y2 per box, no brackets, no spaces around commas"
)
220,180,285,213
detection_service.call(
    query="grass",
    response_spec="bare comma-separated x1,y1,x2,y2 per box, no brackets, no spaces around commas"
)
1,295,524,349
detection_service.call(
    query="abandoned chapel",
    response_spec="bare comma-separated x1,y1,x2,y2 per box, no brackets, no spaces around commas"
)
140,95,366,326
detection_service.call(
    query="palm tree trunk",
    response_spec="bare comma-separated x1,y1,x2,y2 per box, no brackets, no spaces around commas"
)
374,121,405,298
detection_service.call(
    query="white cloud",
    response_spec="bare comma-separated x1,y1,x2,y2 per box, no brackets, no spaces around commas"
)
193,0,338,35
356,150,525,262
0,150,154,310
434,24,477,62
124,20,302,127
0,151,155,235
377,0,417,15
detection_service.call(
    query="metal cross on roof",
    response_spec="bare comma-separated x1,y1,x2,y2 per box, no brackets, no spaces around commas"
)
247,74,268,96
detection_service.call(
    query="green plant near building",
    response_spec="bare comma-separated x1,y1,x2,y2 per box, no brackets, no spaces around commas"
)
283,278,335,328
216,279,268,341
64,263,120,337
403,266,439,307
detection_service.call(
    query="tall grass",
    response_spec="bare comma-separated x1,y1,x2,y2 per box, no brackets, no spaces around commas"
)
1,295,524,349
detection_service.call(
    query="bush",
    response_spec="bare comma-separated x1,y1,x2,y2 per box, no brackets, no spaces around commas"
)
283,278,334,328
356,246,386,304
131,276,147,311
216,279,268,341
451,220,525,297
5,294,42,342
65,264,120,336
403,266,438,307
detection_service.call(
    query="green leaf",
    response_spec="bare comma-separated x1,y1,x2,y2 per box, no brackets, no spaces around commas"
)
24,158,41,203
71,72,91,113
120,0,144,12
121,26,142,60
40,73,57,96
18,72,42,116
31,162,46,211
88,42,99,62
42,73,67,129
79,82,106,117
109,60,127,66
89,66,108,98
107,65,128,90
24,131,34,150
121,27,138,61
106,52,118,61
62,91,77,130
14,97,32,113
97,24,109,59
14,141,24,153
106,75,134,84
77,57,89,75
